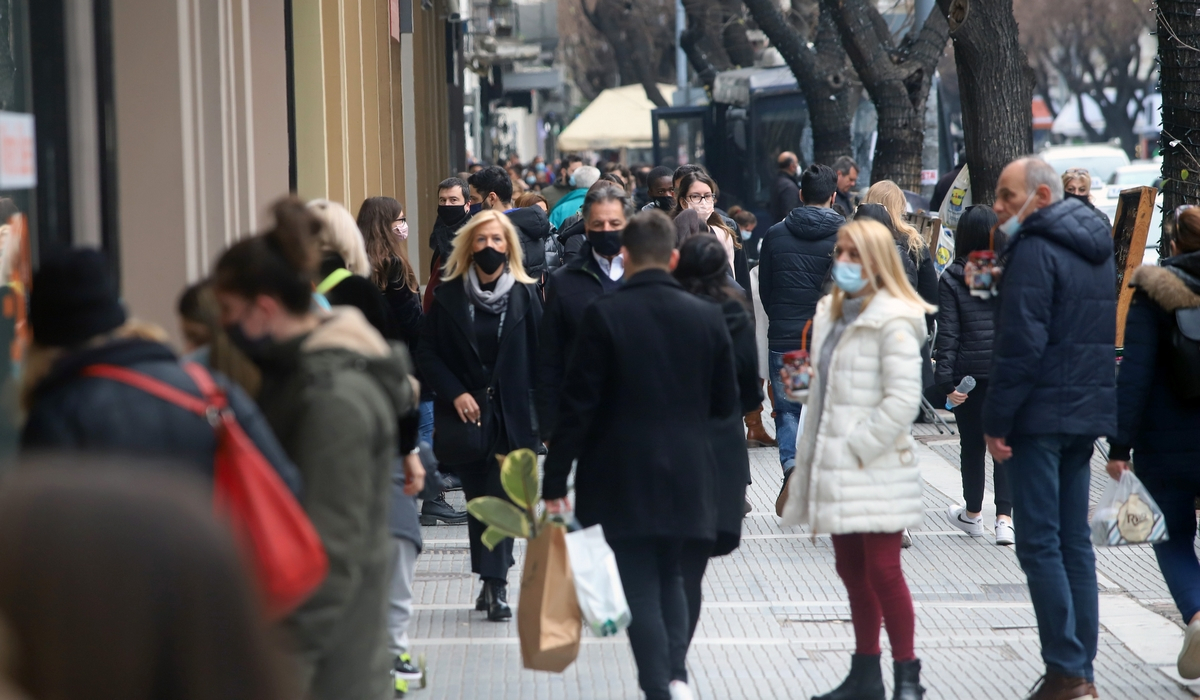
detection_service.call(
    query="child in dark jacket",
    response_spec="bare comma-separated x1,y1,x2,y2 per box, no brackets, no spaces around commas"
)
933,206,1013,545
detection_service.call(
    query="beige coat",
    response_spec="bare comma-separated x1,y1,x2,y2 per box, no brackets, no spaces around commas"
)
780,289,926,534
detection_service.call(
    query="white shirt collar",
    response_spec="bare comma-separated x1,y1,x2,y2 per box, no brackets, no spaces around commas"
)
592,250,624,281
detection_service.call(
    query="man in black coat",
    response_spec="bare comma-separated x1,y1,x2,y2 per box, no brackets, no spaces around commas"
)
536,183,631,436
832,155,859,218
757,163,843,487
424,177,472,312
769,151,801,225
983,157,1115,699
543,210,737,700
468,166,550,279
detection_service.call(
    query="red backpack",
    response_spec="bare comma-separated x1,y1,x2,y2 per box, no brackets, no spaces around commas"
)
81,362,328,619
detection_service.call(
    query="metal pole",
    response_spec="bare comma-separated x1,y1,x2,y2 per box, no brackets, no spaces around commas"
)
675,0,687,106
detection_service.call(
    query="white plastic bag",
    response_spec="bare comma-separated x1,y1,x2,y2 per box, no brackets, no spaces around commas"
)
563,524,632,636
1091,470,1168,547
938,164,971,230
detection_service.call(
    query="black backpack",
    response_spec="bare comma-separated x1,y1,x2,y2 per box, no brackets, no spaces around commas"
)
1168,307,1200,401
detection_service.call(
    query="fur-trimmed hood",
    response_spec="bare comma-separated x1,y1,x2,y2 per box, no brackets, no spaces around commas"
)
1130,263,1200,312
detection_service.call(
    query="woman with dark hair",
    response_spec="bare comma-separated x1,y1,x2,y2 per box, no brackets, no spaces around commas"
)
934,205,1013,546
1107,206,1200,678
674,172,752,298
416,209,542,622
177,280,262,398
672,233,763,639
356,197,422,347
212,198,421,700
0,466,292,700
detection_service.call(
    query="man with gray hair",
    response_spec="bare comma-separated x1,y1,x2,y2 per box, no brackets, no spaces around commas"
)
983,156,1115,700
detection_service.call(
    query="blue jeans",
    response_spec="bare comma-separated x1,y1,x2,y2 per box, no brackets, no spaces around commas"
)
1008,434,1098,681
768,351,802,474
418,400,434,448
1140,465,1200,623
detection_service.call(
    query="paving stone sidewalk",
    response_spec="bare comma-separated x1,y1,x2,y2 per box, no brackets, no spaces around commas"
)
406,419,1194,699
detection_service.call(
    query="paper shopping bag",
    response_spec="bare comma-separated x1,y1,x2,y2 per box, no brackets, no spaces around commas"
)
518,525,581,672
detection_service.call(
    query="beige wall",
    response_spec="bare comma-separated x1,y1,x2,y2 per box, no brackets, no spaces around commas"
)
111,0,289,340
292,0,450,281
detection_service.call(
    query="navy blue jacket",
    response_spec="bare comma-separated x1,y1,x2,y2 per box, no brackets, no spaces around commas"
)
23,338,302,495
1107,255,1200,469
934,258,996,394
983,198,1117,437
758,205,844,351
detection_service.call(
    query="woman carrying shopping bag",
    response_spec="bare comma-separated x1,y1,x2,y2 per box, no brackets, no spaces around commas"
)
934,205,1014,545
779,219,933,700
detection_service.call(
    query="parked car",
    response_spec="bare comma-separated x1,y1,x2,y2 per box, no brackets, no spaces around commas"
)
1104,160,1163,201
1040,144,1132,193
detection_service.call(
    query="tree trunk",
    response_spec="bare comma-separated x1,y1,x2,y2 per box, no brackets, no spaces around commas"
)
825,0,948,191
584,0,670,108
743,0,858,166
1158,1,1200,246
937,0,1033,204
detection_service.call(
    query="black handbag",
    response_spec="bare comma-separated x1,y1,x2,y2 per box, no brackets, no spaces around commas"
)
432,386,497,466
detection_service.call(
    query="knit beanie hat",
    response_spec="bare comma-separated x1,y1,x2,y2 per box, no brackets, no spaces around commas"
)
30,249,126,347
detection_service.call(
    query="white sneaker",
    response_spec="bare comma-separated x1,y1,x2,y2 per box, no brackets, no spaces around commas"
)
994,519,1015,546
946,505,983,537
1180,619,1200,679
668,680,695,700
900,528,913,548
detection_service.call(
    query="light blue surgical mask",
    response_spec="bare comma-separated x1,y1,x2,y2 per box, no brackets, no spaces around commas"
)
832,261,868,294
999,193,1034,237
569,173,577,187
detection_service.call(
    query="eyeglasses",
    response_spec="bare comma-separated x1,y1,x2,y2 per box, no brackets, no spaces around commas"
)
686,193,715,204
1064,168,1090,176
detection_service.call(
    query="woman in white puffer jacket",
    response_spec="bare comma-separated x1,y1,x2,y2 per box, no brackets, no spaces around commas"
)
779,219,934,700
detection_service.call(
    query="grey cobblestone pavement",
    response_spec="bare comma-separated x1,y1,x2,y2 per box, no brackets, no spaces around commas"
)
407,416,1195,699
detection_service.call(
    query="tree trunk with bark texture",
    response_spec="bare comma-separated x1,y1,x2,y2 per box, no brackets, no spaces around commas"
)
824,0,948,191
937,0,1033,205
584,0,671,108
1158,1,1200,246
743,0,859,166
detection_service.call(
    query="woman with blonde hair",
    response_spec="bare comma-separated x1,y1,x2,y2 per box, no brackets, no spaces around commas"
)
1062,167,1111,228
416,209,542,621
780,219,933,700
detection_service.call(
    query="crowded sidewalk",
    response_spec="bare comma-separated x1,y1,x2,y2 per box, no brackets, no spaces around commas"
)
408,422,1193,699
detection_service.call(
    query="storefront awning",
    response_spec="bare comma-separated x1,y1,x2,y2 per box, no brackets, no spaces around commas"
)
557,84,677,151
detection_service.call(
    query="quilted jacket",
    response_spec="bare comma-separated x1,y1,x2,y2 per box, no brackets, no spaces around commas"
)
934,258,996,394
758,205,844,351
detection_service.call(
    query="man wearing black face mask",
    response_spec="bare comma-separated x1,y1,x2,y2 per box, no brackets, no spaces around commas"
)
536,182,633,437
425,177,473,313
640,166,677,214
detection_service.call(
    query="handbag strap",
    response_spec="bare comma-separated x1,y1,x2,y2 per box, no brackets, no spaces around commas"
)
801,318,813,353
81,363,226,423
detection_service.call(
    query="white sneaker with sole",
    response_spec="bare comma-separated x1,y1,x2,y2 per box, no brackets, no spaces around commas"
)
668,680,695,700
900,528,913,548
994,519,1015,546
1180,619,1200,679
946,505,984,537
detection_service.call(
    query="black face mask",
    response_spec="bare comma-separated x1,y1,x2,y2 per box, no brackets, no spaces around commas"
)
473,246,507,275
438,204,468,227
587,229,623,257
224,323,275,366
1064,192,1090,205
653,196,676,212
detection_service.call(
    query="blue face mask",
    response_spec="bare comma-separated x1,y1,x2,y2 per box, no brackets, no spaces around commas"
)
569,173,577,187
469,202,483,215
999,193,1034,237
832,261,868,294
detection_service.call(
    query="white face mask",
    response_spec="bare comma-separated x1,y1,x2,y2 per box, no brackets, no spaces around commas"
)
692,199,714,219
392,220,409,241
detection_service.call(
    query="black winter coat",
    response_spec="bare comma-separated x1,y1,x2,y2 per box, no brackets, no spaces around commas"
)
557,217,586,267
536,241,621,436
22,337,302,494
320,255,391,338
934,259,996,394
543,270,738,541
508,206,551,279
417,276,543,465
769,171,801,223
429,214,469,272
1107,254,1200,469
758,205,844,351
983,198,1117,438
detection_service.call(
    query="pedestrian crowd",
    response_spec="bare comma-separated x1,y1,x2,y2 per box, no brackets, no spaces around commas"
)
0,144,1196,700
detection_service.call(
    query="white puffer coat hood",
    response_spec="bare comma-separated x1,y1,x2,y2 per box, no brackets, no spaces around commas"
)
780,288,926,534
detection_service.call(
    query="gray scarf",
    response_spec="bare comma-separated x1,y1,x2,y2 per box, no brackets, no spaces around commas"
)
466,265,515,315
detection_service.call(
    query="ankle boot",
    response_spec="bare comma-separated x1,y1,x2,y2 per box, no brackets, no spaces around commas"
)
475,581,487,611
811,654,884,700
745,408,777,447
892,659,924,700
484,579,512,621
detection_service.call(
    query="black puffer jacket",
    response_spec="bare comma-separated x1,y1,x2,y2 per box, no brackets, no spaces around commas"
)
557,216,586,267
934,259,995,394
22,337,302,494
983,197,1116,438
757,205,844,351
507,206,551,279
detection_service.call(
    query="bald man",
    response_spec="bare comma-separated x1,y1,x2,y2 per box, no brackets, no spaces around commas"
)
769,151,801,223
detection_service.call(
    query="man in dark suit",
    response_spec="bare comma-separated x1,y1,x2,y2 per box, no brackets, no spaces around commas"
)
769,151,802,225
543,210,738,700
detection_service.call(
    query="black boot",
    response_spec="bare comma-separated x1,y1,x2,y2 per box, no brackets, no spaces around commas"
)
811,654,885,700
483,579,512,621
420,492,468,525
892,659,924,700
475,582,487,611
